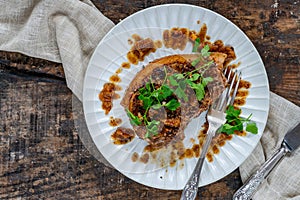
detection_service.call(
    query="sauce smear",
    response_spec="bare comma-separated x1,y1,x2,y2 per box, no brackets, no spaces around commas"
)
111,127,135,145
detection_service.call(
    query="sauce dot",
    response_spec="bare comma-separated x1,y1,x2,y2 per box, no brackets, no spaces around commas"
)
121,62,131,69
239,80,251,89
109,116,122,127
112,93,120,99
185,148,194,158
115,67,122,74
111,127,135,145
206,152,213,162
192,144,200,157
212,145,220,154
154,40,163,48
234,98,246,106
140,153,150,164
114,85,122,91
170,151,177,167
109,74,121,83
131,152,139,162
127,36,158,65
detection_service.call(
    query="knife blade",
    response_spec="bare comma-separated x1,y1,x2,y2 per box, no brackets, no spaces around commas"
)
283,123,300,151
233,122,300,200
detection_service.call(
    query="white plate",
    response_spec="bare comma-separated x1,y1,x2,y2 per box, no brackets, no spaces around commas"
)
83,4,269,190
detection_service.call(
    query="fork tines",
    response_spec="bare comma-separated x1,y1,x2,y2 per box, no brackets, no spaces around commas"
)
214,67,241,111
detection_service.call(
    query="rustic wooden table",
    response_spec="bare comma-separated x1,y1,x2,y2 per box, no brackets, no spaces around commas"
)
0,1,299,199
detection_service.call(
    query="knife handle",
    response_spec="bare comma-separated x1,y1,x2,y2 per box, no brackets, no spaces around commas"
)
232,143,290,200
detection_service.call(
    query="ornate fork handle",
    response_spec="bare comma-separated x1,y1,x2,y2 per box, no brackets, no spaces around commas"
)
232,143,289,200
180,122,218,200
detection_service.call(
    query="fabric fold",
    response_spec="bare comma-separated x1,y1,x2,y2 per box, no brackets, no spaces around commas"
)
239,92,300,200
0,0,114,100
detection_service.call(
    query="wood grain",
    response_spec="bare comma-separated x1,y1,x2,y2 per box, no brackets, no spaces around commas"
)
0,70,240,199
0,0,299,199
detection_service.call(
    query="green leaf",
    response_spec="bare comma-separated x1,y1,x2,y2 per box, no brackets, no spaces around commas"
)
220,106,258,136
226,105,241,118
219,124,235,134
168,75,179,86
201,45,211,57
165,99,180,111
174,74,185,79
144,132,150,138
246,122,258,134
186,79,196,88
139,95,153,109
126,109,141,126
191,57,202,67
139,87,148,96
202,77,213,87
160,85,173,99
178,80,187,90
145,120,160,138
174,85,188,102
192,38,200,52
189,73,201,82
145,82,152,92
194,83,205,101
151,89,160,98
152,104,162,109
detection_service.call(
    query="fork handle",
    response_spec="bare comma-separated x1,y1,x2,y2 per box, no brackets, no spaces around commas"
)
232,143,289,200
180,129,215,200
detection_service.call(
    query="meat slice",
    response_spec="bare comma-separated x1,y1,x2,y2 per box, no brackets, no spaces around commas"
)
121,53,227,149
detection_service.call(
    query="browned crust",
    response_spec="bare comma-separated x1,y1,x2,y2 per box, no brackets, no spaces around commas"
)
121,53,227,109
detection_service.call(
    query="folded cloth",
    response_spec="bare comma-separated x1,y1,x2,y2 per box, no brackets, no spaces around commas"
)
0,0,114,101
0,1,299,199
239,92,300,200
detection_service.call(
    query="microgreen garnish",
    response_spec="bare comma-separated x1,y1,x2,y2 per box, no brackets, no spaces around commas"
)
126,109,142,126
127,38,215,139
144,120,160,138
192,38,201,52
218,105,258,135
201,45,211,57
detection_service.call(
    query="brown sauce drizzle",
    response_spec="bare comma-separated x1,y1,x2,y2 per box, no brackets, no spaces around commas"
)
115,67,122,74
99,83,116,115
99,80,122,115
163,28,189,50
162,24,236,69
198,24,207,44
109,116,122,127
131,152,139,162
139,153,150,164
240,80,251,89
121,62,131,69
209,40,236,67
127,34,162,65
109,74,121,83
111,127,135,145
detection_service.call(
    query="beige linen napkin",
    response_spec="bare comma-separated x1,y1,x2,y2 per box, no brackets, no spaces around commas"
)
239,92,300,200
0,1,299,199
0,0,114,101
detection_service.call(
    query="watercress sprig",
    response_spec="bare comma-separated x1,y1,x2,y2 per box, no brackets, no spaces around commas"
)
127,38,215,139
218,105,258,135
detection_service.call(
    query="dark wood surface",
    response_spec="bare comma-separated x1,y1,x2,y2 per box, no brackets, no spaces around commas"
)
0,1,299,199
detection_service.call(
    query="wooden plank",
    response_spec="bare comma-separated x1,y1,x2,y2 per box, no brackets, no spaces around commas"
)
0,0,299,199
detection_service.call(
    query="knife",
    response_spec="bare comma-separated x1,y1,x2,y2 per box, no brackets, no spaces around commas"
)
233,122,300,200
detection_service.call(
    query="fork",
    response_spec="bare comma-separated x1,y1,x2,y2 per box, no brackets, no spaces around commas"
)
180,68,241,200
